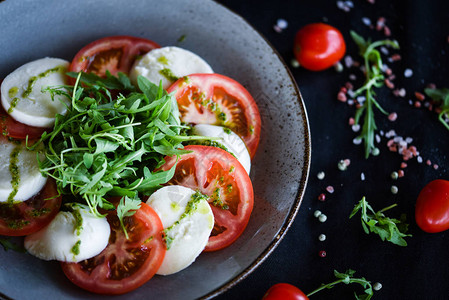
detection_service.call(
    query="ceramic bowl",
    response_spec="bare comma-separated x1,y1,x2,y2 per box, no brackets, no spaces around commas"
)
0,0,310,298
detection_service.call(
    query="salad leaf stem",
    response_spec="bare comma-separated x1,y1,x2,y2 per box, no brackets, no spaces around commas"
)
350,31,399,158
306,269,373,300
350,197,411,246
424,87,449,131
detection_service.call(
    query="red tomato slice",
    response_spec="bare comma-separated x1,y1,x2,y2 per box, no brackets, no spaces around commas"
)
0,81,48,139
69,35,160,77
159,145,254,251
263,283,309,300
0,179,61,236
61,202,165,295
167,74,261,159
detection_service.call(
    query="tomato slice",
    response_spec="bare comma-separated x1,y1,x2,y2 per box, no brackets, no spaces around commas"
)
159,145,254,251
69,35,160,77
167,74,261,159
61,202,165,295
0,179,61,236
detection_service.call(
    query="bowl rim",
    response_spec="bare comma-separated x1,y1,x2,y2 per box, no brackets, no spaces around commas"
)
200,1,312,299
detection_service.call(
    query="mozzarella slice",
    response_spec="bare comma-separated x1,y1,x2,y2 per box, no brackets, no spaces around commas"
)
1,57,70,127
130,46,213,89
0,139,47,203
24,206,110,263
192,124,251,174
146,185,214,275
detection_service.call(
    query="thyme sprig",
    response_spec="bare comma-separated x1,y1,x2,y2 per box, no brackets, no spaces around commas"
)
351,31,400,158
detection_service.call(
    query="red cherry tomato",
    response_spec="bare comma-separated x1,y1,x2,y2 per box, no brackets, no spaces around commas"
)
0,179,62,236
69,36,160,77
158,145,254,251
61,202,165,295
294,23,346,71
415,179,449,233
263,283,309,300
167,74,261,159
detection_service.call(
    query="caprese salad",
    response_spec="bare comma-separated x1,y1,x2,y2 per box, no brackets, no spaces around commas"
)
0,35,261,295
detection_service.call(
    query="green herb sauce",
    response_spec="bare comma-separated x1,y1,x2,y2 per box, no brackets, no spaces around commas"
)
72,210,83,236
159,68,179,82
7,98,20,114
8,87,18,98
7,147,21,204
163,191,209,249
223,127,232,134
71,240,81,256
157,56,169,65
7,219,30,230
22,65,65,98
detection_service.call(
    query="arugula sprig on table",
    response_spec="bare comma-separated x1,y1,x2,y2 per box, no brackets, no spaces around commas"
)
33,71,207,236
0,237,26,253
350,197,411,246
350,31,400,158
307,269,374,300
424,87,449,131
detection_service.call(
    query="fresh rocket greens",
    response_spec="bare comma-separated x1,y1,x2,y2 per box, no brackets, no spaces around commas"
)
0,237,26,253
350,31,400,158
424,87,449,131
307,269,374,300
31,71,206,234
350,197,411,247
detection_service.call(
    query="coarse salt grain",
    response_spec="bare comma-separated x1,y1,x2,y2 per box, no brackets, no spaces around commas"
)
349,74,357,81
375,134,381,143
352,124,361,132
434,164,439,170
344,56,354,68
353,137,362,145
404,68,413,77
326,186,334,193
417,156,423,163
273,25,282,33
362,17,371,26
276,18,288,29
361,172,366,181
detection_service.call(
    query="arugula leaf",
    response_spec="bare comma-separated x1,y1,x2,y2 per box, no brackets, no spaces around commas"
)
350,31,400,158
0,237,26,253
35,72,204,219
424,87,449,131
350,197,411,246
306,269,374,299
117,196,142,239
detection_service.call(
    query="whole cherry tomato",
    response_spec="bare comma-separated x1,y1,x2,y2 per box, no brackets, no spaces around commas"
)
263,283,309,300
293,23,346,71
415,179,449,233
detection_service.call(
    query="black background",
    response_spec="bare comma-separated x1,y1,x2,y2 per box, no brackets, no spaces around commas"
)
215,1,449,299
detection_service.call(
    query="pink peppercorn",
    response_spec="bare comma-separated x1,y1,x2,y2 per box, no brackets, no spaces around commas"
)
337,91,347,102
415,92,425,101
318,193,326,202
388,112,398,121
400,162,408,169
319,250,327,258
385,79,395,89
398,170,405,177
414,101,421,108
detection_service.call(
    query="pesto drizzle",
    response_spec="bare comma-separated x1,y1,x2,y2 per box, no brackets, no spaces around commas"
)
71,240,81,256
163,191,208,249
159,68,179,82
8,65,65,113
7,146,21,204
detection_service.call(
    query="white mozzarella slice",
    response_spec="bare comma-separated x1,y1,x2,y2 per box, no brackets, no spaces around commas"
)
146,185,214,275
192,124,251,174
0,139,47,203
130,46,213,89
24,206,110,263
1,57,70,127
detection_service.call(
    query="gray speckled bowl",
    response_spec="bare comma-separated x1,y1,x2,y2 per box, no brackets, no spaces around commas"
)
0,0,310,299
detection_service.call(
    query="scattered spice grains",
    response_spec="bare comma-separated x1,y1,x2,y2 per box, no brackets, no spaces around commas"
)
318,214,328,223
317,171,325,180
373,282,383,291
